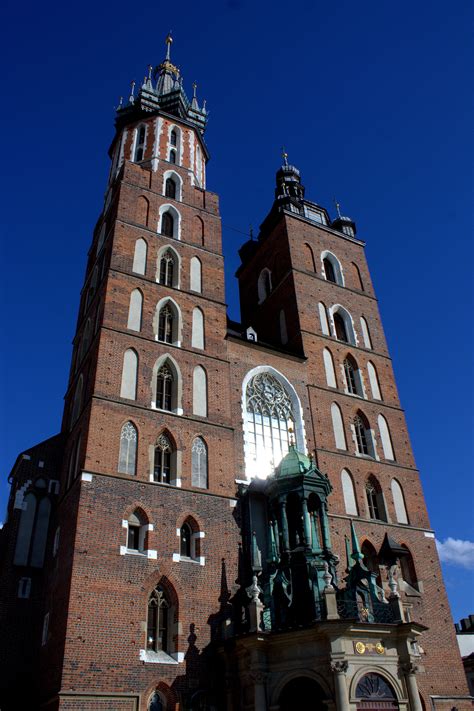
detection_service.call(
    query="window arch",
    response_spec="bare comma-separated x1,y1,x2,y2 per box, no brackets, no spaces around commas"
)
193,216,205,246
71,375,83,425
304,243,317,272
120,349,138,400
353,411,375,457
155,299,181,346
168,125,180,164
153,432,176,484
152,356,182,413
180,522,192,558
147,585,170,653
360,316,372,349
343,354,364,396
179,517,202,560
192,366,207,416
158,247,179,288
126,509,148,552
190,256,202,292
14,488,51,568
331,306,356,345
365,475,387,521
148,692,165,711
127,289,143,331
391,479,408,524
136,195,150,226
67,434,82,488
133,238,147,275
191,437,208,488
163,170,182,201
378,414,395,460
331,403,347,450
192,308,205,349
318,302,330,335
367,361,382,400
257,268,272,303
158,205,181,240
341,469,358,515
134,125,146,162
321,251,344,286
351,262,364,291
118,421,138,475
323,348,337,387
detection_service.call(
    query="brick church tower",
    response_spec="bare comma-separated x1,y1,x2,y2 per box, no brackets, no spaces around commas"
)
0,37,470,711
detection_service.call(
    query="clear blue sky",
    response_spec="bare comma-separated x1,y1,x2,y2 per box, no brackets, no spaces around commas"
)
1,0,473,621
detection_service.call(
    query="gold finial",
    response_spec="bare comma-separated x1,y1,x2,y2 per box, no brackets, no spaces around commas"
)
281,145,289,166
165,31,173,61
288,427,295,446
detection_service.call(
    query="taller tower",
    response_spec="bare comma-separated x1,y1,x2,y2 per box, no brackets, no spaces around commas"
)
0,38,470,711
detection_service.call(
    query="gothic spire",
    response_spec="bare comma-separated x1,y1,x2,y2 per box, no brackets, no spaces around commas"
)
350,521,364,563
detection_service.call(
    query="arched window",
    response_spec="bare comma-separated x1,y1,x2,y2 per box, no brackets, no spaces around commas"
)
190,256,202,292
191,308,205,349
165,177,176,199
344,355,363,396
134,125,146,162
133,238,147,275
159,251,175,287
118,421,137,475
127,510,147,552
149,693,165,711
331,306,356,345
156,364,174,411
193,216,205,246
322,252,344,285
279,309,288,345
158,304,175,344
323,348,337,387
305,243,317,272
153,433,173,483
180,523,192,558
71,375,83,425
353,411,374,457
356,673,398,708
399,545,418,587
67,434,82,488
193,366,207,416
391,479,408,524
331,403,347,450
14,486,51,568
318,302,330,335
147,586,170,653
127,289,143,331
257,268,272,303
341,469,358,515
120,349,138,400
367,361,382,400
246,372,295,475
360,316,372,349
161,211,174,237
351,262,364,291
170,129,177,147
136,196,150,226
378,414,395,460
365,476,386,521
191,437,208,488
169,149,176,164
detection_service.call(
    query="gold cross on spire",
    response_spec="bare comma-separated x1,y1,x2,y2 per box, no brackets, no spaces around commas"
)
281,146,289,167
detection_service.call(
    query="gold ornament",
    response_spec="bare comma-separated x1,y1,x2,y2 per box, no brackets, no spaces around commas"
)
355,642,366,654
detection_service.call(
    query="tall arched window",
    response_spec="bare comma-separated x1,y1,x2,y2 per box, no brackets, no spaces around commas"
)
365,476,386,520
127,289,143,331
134,125,146,162
147,586,170,653
165,177,176,199
180,523,192,558
257,268,272,303
341,469,358,515
322,252,344,285
193,366,207,416
192,308,205,350
367,361,382,400
169,149,176,164
351,262,364,291
323,348,337,387
391,479,408,524
318,302,330,335
344,355,363,396
153,433,173,483
14,482,51,568
133,238,147,275
246,372,294,475
360,316,372,349
118,421,138,475
331,403,347,450
305,243,317,272
170,129,177,147
159,251,175,287
323,258,336,283
191,437,208,488
161,211,174,237
353,411,374,457
156,364,174,411
71,375,83,425
158,305,174,344
136,196,150,226
378,414,395,461
120,349,138,400
190,257,202,292
148,692,165,711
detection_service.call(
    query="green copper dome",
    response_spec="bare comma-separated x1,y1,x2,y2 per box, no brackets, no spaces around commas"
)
276,444,312,478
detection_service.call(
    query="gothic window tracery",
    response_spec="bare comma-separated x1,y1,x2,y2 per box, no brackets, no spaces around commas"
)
354,412,373,457
134,125,146,162
365,476,386,521
159,251,175,287
147,586,170,653
154,433,172,483
158,305,174,343
156,365,174,411
161,211,174,237
344,355,363,396
191,437,208,488
246,372,295,474
118,421,138,475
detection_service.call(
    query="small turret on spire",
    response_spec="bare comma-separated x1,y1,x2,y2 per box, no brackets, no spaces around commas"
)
350,521,364,563
331,197,357,237
128,80,136,105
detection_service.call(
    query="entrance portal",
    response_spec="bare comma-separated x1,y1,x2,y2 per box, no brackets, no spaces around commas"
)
279,676,327,711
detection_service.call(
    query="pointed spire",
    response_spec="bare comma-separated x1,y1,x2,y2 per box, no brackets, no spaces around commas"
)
334,197,342,219
165,31,173,60
251,531,262,572
350,521,364,563
128,81,136,104
281,146,289,167
267,521,279,564
191,81,199,109
116,96,123,112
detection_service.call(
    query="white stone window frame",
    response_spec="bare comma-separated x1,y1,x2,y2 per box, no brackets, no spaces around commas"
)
120,518,157,560
321,250,345,286
328,304,359,346
132,123,148,163
173,527,205,566
340,354,367,399
153,296,183,348
158,204,182,241
150,353,183,416
167,123,182,165
148,435,182,488
350,417,380,461
241,365,307,482
162,169,183,202
156,244,181,289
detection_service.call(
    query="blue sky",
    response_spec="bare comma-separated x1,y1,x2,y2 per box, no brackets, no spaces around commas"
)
1,0,473,620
